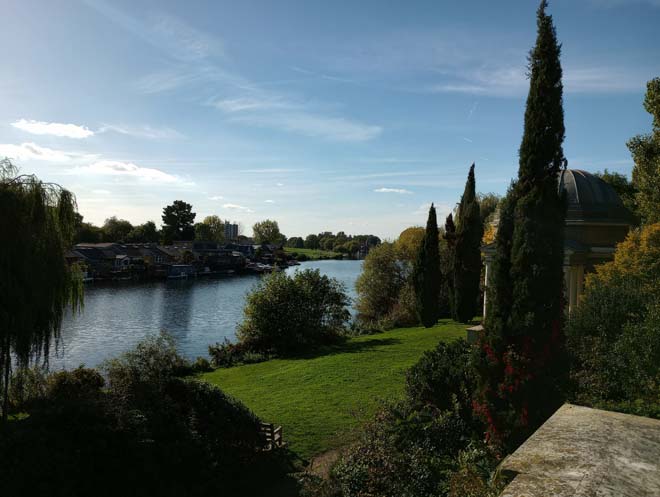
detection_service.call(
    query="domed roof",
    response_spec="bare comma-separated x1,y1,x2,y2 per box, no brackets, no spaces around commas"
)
558,169,632,223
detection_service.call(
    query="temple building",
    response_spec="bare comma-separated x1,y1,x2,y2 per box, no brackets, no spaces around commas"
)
482,169,634,316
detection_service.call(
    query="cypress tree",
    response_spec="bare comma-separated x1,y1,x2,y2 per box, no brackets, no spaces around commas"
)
474,0,566,449
414,204,441,327
453,164,483,323
442,214,457,318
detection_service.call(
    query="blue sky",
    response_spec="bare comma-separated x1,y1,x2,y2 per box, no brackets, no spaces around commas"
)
1,0,658,239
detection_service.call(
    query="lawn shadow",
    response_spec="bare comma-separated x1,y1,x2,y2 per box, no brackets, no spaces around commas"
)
287,337,403,361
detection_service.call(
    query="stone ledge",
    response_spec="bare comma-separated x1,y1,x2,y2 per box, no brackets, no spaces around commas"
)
500,403,660,497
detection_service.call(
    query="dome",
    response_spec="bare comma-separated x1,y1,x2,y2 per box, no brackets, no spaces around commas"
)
558,169,632,223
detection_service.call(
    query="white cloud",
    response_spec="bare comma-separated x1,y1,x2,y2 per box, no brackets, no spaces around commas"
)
0,142,94,162
223,203,253,213
208,195,224,200
98,124,184,139
11,119,94,138
264,199,275,203
80,160,182,183
92,189,111,195
374,187,413,194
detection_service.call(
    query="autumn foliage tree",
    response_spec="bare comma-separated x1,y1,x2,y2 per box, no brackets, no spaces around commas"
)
474,0,567,448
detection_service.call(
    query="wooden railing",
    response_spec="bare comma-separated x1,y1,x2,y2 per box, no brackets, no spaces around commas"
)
259,422,284,450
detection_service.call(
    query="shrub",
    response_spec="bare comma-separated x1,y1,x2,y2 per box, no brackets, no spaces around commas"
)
567,224,660,416
9,366,48,410
448,443,505,497
208,339,269,368
0,335,282,497
334,404,473,497
406,339,477,422
237,269,350,356
192,356,213,372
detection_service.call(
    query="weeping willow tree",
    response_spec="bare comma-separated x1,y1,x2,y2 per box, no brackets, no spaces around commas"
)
0,159,83,422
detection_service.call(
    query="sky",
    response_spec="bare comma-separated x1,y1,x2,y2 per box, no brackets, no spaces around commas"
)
0,0,658,239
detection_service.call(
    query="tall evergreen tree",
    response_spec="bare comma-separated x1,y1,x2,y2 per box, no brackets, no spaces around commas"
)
474,0,566,448
414,204,441,327
453,164,483,323
442,213,457,317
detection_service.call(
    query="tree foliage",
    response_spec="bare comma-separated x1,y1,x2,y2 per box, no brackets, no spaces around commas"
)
161,200,196,243
629,77,660,224
355,243,409,328
195,215,225,242
0,159,83,421
567,223,660,418
102,216,133,242
414,204,441,327
594,169,640,225
475,1,567,448
453,164,483,323
395,226,425,263
252,219,285,245
237,269,349,355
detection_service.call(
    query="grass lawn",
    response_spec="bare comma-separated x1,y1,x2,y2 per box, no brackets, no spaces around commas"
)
201,319,466,460
284,247,341,260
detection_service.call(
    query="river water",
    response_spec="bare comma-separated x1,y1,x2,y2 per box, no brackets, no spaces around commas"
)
51,260,362,369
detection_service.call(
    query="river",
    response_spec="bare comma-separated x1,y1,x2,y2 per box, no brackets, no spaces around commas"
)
51,260,363,369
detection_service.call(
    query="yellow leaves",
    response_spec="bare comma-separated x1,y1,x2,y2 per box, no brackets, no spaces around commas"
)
587,222,660,291
482,224,496,245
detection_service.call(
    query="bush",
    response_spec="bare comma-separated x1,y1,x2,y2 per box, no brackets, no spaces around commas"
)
237,268,350,356
567,223,660,416
334,404,473,497
406,339,477,422
9,365,48,410
192,356,213,372
209,339,269,368
0,335,287,497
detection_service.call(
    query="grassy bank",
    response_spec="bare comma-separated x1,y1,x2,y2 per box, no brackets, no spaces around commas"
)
284,247,341,260
201,320,466,460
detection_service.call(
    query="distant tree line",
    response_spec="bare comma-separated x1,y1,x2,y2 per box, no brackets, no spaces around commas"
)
286,232,381,255
74,200,243,245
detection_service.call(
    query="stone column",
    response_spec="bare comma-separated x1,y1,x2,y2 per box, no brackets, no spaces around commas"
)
576,265,585,305
483,262,490,318
568,266,577,314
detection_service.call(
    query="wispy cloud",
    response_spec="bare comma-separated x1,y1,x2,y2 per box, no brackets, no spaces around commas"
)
0,142,95,162
588,0,660,7
208,195,224,201
98,124,184,139
429,64,648,97
223,203,253,213
264,199,275,203
78,160,185,184
462,137,473,143
11,119,94,139
374,187,413,194
87,2,382,142
211,96,294,113
232,113,382,142
92,189,111,195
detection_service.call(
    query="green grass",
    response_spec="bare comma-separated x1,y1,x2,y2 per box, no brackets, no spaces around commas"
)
284,247,341,260
201,320,466,460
